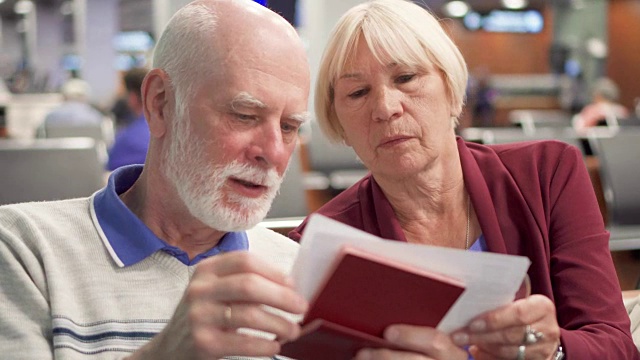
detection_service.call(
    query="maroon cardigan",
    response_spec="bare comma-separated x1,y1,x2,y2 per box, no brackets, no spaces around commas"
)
290,137,638,359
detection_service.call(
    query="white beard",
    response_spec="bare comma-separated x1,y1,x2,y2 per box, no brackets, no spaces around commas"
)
164,109,284,232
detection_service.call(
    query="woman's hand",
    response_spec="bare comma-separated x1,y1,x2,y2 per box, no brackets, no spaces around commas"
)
353,325,469,360
451,294,561,360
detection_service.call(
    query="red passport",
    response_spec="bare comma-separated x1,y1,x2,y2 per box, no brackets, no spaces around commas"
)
280,245,465,360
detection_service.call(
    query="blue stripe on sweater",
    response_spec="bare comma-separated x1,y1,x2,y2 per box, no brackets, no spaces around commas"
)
53,327,158,341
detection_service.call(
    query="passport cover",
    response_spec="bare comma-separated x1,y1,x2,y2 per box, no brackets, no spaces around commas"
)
280,245,465,359
279,318,401,360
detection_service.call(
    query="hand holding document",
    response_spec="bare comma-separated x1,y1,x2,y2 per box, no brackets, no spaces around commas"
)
280,214,531,359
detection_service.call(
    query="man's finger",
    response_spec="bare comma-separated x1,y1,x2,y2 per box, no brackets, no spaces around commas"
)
196,251,295,287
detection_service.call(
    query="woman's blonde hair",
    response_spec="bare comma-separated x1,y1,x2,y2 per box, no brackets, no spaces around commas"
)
315,0,468,142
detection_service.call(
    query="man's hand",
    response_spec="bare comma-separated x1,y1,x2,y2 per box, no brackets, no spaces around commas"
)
127,251,308,359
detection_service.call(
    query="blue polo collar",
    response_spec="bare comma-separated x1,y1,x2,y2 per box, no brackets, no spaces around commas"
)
91,165,248,267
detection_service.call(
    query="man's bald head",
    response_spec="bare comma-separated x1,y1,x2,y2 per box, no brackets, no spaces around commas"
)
152,0,307,118
209,0,298,36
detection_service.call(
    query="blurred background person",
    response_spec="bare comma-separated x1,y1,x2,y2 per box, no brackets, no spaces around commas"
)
107,67,150,171
0,78,10,138
36,78,104,137
110,94,137,130
467,66,497,128
573,77,630,131
109,64,139,131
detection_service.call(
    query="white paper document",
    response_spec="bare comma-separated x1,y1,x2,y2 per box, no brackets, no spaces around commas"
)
290,214,531,333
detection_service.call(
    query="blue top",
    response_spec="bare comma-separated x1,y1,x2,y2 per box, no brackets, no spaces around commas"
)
92,165,249,267
468,234,487,252
106,114,150,171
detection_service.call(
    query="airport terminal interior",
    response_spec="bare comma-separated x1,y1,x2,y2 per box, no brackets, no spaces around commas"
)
0,0,640,290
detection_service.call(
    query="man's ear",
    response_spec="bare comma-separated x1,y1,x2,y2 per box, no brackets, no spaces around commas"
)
142,69,171,138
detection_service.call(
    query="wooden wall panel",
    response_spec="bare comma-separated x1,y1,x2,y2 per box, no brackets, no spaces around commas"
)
444,8,553,75
607,0,640,111
442,10,555,126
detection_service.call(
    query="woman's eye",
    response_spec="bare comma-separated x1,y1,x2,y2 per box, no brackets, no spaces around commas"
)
348,88,368,99
396,74,416,84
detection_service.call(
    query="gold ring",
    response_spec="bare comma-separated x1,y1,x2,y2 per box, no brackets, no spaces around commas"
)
223,304,232,328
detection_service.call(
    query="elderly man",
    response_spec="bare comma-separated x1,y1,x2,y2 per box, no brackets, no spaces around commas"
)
0,1,310,359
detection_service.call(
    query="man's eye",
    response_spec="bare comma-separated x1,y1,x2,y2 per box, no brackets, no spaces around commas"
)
235,113,257,121
281,122,301,133
348,88,368,99
396,74,416,84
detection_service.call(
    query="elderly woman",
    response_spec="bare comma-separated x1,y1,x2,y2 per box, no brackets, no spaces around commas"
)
289,0,637,359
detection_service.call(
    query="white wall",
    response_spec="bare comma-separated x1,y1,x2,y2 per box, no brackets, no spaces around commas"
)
35,3,65,91
0,19,22,79
152,0,193,39
78,0,119,107
297,0,366,116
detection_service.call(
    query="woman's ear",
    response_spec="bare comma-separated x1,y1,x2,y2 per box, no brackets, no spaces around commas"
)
141,69,171,138
342,131,351,147
451,101,463,118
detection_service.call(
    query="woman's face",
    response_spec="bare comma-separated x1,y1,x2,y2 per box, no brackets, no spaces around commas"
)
332,38,457,180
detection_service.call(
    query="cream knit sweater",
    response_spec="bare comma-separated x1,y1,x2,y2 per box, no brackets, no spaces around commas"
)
0,197,299,360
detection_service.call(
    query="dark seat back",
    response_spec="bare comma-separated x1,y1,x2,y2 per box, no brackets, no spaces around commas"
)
266,146,308,218
0,138,106,205
589,130,640,225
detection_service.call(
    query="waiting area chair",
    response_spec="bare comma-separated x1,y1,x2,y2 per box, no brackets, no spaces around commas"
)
5,93,63,139
305,120,367,191
588,130,640,251
266,146,309,219
509,109,572,135
43,118,115,146
460,126,584,153
0,137,106,206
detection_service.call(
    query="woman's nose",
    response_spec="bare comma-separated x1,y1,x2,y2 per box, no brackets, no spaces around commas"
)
372,86,403,122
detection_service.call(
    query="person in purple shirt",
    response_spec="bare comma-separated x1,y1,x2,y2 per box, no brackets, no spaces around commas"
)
290,0,637,359
107,67,151,170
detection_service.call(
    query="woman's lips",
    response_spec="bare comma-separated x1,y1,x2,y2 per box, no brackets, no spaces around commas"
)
378,135,412,148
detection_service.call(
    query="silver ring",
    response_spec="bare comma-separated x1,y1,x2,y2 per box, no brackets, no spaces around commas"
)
517,345,526,360
523,324,544,345
223,304,232,328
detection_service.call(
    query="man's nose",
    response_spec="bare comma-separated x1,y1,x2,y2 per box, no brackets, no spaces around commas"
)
248,122,288,169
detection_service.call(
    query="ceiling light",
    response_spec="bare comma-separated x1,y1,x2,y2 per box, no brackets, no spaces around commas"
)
502,0,528,10
14,0,34,15
586,37,607,59
444,1,470,18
